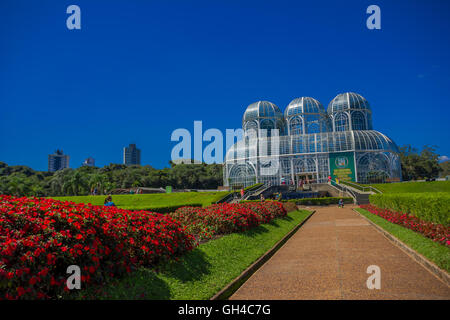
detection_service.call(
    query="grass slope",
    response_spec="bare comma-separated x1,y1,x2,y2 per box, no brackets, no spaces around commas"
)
356,208,450,272
82,209,311,300
52,192,228,209
370,181,450,194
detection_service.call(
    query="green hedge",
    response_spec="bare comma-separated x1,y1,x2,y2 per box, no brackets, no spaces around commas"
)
242,197,353,205
123,203,203,214
369,192,450,226
370,181,450,194
288,197,353,206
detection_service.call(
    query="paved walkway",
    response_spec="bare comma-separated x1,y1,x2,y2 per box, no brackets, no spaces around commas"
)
230,206,450,300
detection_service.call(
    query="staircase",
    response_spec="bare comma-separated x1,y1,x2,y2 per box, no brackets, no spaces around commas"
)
353,192,370,205
328,180,373,205
216,183,270,204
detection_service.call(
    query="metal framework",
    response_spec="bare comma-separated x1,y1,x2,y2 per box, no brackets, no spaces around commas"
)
224,92,402,188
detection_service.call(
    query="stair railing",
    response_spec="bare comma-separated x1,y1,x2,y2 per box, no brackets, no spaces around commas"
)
329,180,357,204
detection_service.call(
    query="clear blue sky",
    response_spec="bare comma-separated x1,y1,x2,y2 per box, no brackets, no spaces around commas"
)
1,0,449,170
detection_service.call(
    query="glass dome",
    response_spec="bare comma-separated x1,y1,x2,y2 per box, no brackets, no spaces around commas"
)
242,101,285,135
285,97,331,134
327,92,371,114
243,101,283,123
328,92,373,131
285,97,326,116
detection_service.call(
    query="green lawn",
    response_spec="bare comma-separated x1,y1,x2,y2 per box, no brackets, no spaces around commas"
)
356,208,450,272
52,192,228,210
369,181,450,194
80,209,311,300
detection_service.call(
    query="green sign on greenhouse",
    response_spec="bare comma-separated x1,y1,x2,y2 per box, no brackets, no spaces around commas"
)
329,152,356,182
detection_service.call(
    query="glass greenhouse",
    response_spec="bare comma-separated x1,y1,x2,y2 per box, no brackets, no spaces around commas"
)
224,92,402,188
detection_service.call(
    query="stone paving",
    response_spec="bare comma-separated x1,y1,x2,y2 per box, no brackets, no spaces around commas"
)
230,205,450,300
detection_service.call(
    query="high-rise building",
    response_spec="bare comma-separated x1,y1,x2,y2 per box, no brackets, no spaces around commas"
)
48,149,70,172
123,143,141,165
82,157,95,167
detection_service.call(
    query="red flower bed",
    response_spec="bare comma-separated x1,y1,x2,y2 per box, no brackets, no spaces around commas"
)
1,196,288,300
360,204,450,247
171,201,287,241
0,195,195,300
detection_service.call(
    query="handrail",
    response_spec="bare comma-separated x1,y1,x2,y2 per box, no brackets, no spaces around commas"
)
216,183,269,203
341,180,382,194
329,180,357,203
243,183,268,200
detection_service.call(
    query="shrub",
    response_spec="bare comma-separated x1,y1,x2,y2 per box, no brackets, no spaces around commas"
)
369,192,450,226
170,201,287,242
360,204,449,247
286,197,353,206
0,195,195,300
370,181,450,194
282,201,297,213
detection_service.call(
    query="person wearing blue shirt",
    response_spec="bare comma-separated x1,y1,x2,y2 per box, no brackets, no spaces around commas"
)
104,195,116,207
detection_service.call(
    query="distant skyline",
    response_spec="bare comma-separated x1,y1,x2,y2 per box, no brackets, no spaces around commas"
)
1,0,450,171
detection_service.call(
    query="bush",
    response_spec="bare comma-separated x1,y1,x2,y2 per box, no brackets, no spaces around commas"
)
286,197,353,206
370,181,450,194
170,202,287,242
0,195,195,300
282,202,298,213
369,192,450,226
360,204,449,247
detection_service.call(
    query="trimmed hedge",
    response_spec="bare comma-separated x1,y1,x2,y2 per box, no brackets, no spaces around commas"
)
370,181,450,194
123,203,203,214
242,197,353,206
369,192,450,226
289,197,353,206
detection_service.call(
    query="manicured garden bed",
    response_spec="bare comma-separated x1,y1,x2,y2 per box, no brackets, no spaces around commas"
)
79,209,311,300
0,195,290,299
356,207,450,272
243,197,353,206
0,195,194,300
369,192,450,226
369,181,450,194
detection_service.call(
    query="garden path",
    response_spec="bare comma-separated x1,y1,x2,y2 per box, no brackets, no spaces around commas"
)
230,205,450,299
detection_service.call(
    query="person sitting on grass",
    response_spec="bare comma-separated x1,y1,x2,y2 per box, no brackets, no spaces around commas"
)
104,195,116,207
338,198,344,208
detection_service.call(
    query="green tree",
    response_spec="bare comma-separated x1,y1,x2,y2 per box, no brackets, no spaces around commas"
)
64,171,88,196
399,145,442,180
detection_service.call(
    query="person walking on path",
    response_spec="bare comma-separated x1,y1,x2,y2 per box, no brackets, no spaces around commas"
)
338,198,344,208
240,188,245,199
260,193,265,202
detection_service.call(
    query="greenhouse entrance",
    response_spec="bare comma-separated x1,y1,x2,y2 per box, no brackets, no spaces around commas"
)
295,173,317,190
